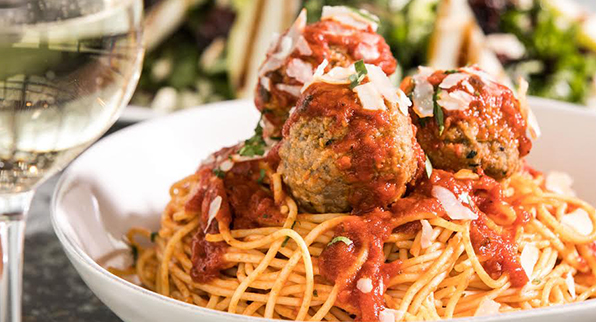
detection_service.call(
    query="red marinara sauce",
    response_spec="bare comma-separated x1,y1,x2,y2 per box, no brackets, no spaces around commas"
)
319,169,532,320
185,145,284,283
426,169,530,287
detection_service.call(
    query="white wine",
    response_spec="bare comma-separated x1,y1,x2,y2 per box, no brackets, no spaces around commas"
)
0,0,144,193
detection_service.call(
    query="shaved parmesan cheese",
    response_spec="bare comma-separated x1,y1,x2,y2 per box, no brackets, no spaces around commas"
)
545,171,576,197
356,278,373,293
260,76,271,92
355,43,380,61
420,220,433,249
206,196,222,232
355,82,385,111
366,64,408,114
412,67,435,117
432,186,478,220
286,59,313,84
276,84,302,97
258,10,307,76
520,244,539,279
301,60,329,92
461,80,474,93
220,160,234,172
517,77,541,140
561,208,593,236
275,36,293,60
439,73,470,90
566,271,576,299
474,297,500,316
461,66,497,83
320,65,354,84
295,36,312,56
396,89,411,116
321,6,379,31
379,308,405,322
437,90,474,111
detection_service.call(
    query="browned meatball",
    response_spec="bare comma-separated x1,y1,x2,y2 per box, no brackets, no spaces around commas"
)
402,66,533,179
255,7,397,138
279,64,422,213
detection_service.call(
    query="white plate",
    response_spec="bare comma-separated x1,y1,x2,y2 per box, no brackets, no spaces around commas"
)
52,98,596,322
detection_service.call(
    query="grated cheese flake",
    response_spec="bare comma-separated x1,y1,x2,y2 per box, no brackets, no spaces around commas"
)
206,196,223,232
520,244,539,279
412,66,435,117
354,82,385,111
356,278,373,293
420,219,433,249
561,208,593,236
439,73,470,90
474,297,501,316
432,185,478,220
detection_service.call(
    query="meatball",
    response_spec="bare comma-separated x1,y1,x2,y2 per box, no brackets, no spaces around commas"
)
255,7,397,138
402,66,533,179
279,64,421,213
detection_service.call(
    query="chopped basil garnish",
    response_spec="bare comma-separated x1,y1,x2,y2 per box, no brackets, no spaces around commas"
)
327,236,353,247
433,90,445,135
239,115,267,157
213,168,225,178
257,168,266,184
150,232,158,242
349,60,368,89
425,155,433,179
282,221,297,247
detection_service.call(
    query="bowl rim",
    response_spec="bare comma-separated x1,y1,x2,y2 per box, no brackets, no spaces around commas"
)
51,97,596,322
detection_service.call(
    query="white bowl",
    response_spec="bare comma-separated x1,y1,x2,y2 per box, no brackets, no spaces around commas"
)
52,98,596,322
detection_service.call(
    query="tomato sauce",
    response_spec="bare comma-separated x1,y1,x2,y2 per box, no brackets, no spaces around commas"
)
186,145,284,283
319,211,402,321
319,169,532,320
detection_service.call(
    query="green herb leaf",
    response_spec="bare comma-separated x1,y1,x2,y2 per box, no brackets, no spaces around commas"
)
239,115,267,157
150,232,158,242
425,155,433,179
349,60,368,89
257,168,266,184
444,69,458,74
282,221,297,247
213,168,225,178
433,90,445,135
327,236,353,247
532,278,542,285
313,290,319,297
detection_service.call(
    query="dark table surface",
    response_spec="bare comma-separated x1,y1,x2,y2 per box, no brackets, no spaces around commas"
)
22,123,134,322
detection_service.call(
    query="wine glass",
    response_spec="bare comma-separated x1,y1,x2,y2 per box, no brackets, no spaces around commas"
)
0,0,144,320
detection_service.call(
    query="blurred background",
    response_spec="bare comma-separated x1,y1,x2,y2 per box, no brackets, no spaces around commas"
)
126,0,596,121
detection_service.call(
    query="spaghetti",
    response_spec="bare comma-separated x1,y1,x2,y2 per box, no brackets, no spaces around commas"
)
113,163,596,321
109,6,596,321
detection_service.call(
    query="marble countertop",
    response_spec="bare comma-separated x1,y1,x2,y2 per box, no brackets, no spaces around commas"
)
23,125,129,321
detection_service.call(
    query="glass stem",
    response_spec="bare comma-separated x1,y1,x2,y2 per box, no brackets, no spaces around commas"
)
0,191,34,322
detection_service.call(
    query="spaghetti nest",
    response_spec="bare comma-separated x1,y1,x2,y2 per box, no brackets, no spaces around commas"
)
113,165,596,321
